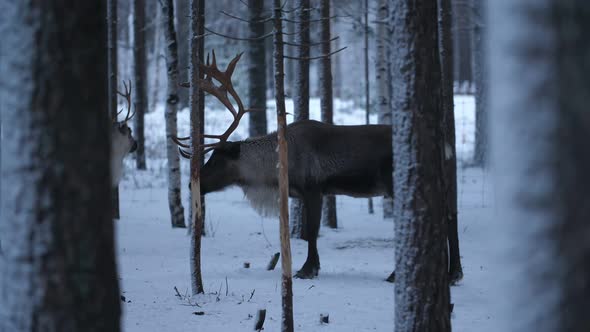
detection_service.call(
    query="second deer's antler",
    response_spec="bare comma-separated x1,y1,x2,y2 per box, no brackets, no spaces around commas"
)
115,80,136,123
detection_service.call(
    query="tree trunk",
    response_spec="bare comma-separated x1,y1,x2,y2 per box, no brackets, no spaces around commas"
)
248,0,268,137
108,0,121,220
490,1,590,331
285,8,296,97
472,0,487,166
439,0,462,283
332,17,343,99
0,2,120,330
452,0,473,91
389,0,452,330
160,0,186,228
150,3,164,112
289,0,311,239
376,0,394,219
174,0,190,109
364,0,374,215
318,0,338,229
189,0,205,295
133,0,148,170
272,3,295,331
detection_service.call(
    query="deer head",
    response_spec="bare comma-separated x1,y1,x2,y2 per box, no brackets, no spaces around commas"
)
172,51,258,193
111,81,137,186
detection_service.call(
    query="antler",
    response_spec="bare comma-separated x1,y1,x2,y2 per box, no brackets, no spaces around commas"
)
174,50,252,158
115,80,136,123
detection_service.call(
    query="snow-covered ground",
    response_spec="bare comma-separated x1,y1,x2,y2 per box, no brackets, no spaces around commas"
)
118,96,495,331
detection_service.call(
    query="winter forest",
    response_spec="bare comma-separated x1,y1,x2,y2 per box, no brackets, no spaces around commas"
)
1,0,589,331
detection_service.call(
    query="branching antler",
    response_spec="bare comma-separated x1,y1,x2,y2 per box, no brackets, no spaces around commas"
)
115,80,136,123
174,50,254,158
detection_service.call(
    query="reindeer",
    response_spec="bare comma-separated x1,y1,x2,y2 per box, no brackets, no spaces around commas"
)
174,52,463,283
111,81,137,187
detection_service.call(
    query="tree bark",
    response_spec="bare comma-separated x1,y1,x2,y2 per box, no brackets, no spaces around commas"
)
289,0,311,239
133,0,148,170
189,0,205,295
174,0,190,109
272,3,295,331
490,1,590,331
389,0,452,330
0,2,120,330
108,0,121,220
439,0,463,283
376,0,394,219
160,0,186,228
318,0,338,229
364,0,374,215
472,0,487,166
248,0,268,137
452,0,473,91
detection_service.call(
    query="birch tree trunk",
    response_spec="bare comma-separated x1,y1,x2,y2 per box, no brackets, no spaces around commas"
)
272,3,294,331
289,0,311,239
133,0,148,170
490,1,590,331
160,0,186,228
0,2,120,330
108,0,121,220
376,0,394,219
389,0,452,330
319,0,338,229
189,0,205,295
248,0,268,137
439,0,463,284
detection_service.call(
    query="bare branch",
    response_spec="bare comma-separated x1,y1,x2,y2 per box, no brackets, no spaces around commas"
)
282,15,344,24
219,10,272,24
204,27,273,41
284,46,347,61
283,36,339,48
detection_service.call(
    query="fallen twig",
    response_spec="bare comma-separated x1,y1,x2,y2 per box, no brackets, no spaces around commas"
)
254,309,266,331
266,252,280,270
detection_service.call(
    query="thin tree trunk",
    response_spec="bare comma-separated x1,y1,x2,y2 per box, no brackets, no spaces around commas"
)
490,1,590,331
108,0,121,220
0,2,120,330
189,0,205,295
364,0,374,214
272,3,294,331
133,0,148,170
174,0,190,109
376,0,394,219
389,0,452,330
186,0,206,236
285,8,296,97
472,0,487,166
439,0,463,283
248,0,268,137
332,17,343,99
319,0,338,229
150,5,163,112
289,0,311,239
161,0,186,228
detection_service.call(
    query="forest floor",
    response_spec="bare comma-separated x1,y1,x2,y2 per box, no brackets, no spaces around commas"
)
117,96,497,331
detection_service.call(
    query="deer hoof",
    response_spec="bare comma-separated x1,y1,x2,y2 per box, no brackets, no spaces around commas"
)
294,266,319,279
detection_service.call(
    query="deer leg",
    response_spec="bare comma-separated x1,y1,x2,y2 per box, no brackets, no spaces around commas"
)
448,215,463,285
294,190,322,279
